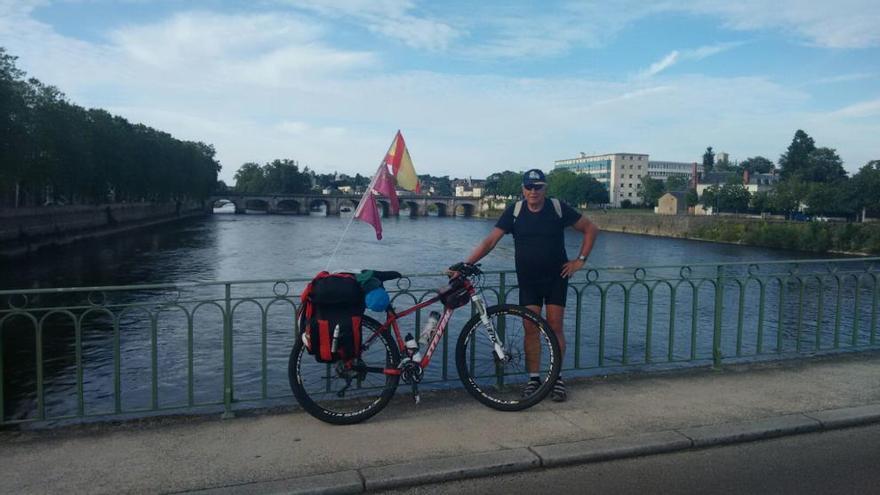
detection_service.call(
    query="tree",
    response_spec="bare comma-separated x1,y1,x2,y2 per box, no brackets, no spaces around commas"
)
484,171,522,197
750,191,772,213
715,155,732,172
740,156,774,175
801,147,847,183
638,176,665,207
804,180,856,217
702,146,715,173
666,175,689,191
779,129,816,179
685,189,699,207
263,159,310,193
851,160,880,218
233,162,265,193
718,184,751,212
418,174,452,196
583,176,609,205
544,169,609,206
700,185,720,211
0,48,219,207
769,178,807,216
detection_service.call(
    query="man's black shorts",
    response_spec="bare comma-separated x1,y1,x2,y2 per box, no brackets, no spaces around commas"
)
518,276,568,307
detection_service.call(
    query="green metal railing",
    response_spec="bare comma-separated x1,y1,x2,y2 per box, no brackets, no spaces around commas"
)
1,257,877,426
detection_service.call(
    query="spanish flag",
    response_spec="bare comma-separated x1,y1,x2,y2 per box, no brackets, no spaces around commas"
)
384,130,420,193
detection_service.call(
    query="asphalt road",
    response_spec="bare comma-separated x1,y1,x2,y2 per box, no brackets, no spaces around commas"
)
381,423,880,495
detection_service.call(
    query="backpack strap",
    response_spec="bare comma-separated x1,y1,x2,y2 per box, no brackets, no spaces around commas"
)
550,198,562,218
513,198,562,221
513,200,523,219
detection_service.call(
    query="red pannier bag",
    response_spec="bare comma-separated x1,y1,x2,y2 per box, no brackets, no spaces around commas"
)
298,272,366,363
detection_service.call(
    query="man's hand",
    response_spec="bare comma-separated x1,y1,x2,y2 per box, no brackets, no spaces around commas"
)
560,258,586,278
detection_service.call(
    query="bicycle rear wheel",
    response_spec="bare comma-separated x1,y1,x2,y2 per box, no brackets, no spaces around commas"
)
289,316,400,424
456,304,561,411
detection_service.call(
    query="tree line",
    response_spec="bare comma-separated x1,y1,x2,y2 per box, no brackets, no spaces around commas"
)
483,169,608,206
638,130,879,219
0,48,219,208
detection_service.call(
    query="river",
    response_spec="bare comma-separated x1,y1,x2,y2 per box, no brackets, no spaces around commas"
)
1,211,871,423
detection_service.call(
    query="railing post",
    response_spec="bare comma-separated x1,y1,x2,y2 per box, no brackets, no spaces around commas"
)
222,283,235,419
0,324,4,425
713,265,724,369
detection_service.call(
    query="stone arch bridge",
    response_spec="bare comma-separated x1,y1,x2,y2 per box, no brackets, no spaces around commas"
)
208,194,481,217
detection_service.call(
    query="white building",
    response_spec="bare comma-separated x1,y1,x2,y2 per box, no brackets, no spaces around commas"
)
554,153,700,207
647,161,702,184
454,178,484,198
554,152,647,206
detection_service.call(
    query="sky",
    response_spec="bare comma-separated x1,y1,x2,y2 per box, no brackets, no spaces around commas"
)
1,0,878,183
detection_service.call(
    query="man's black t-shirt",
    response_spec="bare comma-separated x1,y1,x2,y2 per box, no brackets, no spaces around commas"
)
495,198,581,284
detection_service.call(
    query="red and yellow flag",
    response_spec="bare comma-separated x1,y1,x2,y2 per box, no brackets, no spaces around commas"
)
384,130,420,193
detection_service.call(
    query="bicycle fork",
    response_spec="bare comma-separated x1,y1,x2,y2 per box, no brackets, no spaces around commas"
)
471,293,508,362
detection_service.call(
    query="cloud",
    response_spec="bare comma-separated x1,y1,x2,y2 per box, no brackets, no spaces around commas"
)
279,0,461,51
640,51,681,78
0,1,876,181
681,0,880,49
828,98,880,118
638,42,743,78
811,73,876,85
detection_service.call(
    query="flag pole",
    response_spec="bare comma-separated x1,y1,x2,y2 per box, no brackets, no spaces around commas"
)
323,132,400,272
323,163,381,272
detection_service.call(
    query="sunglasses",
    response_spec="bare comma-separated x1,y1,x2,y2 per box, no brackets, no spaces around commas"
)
523,184,545,191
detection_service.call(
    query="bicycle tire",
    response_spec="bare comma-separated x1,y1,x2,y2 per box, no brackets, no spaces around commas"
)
289,315,400,425
455,304,561,411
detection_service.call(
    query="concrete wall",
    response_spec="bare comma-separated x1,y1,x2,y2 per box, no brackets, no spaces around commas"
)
584,211,766,238
0,201,206,257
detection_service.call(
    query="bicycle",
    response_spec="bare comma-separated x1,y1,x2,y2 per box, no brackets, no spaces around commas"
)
288,263,562,425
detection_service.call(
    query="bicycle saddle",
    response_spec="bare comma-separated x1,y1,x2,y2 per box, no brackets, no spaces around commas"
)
372,270,403,282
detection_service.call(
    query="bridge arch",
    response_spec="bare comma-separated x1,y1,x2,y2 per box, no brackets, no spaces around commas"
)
211,198,238,213
338,198,357,216
376,200,392,218
431,202,448,217
309,199,329,216
402,200,420,217
276,199,301,215
245,199,269,213
454,203,475,218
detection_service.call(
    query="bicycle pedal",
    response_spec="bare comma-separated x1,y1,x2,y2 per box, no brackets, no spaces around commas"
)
413,394,420,405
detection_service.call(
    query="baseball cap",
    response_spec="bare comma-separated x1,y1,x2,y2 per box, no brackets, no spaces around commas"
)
522,169,546,186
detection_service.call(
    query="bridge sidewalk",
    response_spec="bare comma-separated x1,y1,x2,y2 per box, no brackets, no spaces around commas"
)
2,353,879,494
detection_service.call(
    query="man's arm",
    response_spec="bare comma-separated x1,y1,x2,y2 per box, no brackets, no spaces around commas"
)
560,216,599,278
465,227,506,265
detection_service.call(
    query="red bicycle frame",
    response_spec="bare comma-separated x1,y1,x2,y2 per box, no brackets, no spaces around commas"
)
362,278,477,376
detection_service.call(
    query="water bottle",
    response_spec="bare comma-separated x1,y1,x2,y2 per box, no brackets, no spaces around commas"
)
330,324,341,354
404,333,422,363
418,311,441,345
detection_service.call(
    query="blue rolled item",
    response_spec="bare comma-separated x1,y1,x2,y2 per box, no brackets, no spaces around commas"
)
365,287,390,312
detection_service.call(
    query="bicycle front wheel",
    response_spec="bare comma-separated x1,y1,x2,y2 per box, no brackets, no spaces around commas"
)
289,316,400,425
455,304,561,411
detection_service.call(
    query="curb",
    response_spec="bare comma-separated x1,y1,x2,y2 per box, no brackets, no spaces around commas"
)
185,403,880,495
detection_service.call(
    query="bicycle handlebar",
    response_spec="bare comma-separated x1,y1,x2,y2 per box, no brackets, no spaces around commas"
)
447,262,482,278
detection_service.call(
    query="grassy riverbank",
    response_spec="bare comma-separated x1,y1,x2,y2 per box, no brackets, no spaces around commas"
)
690,220,880,255
482,207,880,255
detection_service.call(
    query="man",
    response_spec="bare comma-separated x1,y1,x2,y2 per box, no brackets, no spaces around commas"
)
462,169,599,401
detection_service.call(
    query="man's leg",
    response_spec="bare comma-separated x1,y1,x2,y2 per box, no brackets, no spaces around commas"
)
544,304,566,357
523,304,543,372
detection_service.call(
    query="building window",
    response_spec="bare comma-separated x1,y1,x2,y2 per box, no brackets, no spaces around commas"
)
628,192,633,197
629,175,633,179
